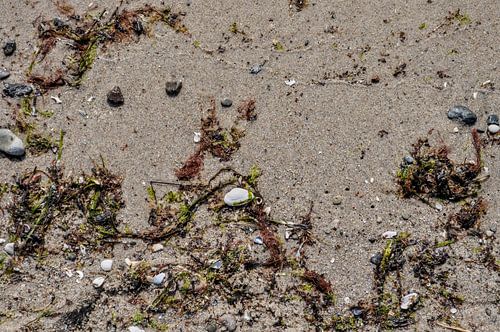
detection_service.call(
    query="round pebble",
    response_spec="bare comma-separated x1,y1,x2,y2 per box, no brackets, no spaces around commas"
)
370,253,382,266
450,308,458,314
92,276,105,288
206,323,217,332
128,326,145,332
447,105,477,125
221,98,233,107
165,80,182,96
211,260,222,270
4,242,14,255
152,243,164,252
100,259,113,271
488,124,499,134
221,314,237,332
403,156,414,164
107,86,124,106
435,203,443,211
332,195,342,205
3,40,16,56
0,68,10,80
152,272,166,285
0,129,25,157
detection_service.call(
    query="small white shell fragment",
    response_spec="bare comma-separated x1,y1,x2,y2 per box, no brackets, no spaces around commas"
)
400,292,419,310
435,203,443,211
87,96,95,102
263,206,271,215
450,308,458,314
0,238,5,244
128,327,145,332
92,277,105,288
152,243,164,252
65,270,73,278
125,258,140,268
488,124,500,134
254,236,263,245
50,96,62,104
100,259,113,271
4,242,14,255
472,92,478,99
76,270,84,279
285,79,296,86
152,272,166,285
382,231,398,239
224,188,254,206
453,127,459,133
193,132,201,143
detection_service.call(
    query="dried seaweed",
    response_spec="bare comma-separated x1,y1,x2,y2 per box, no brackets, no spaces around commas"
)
447,198,487,238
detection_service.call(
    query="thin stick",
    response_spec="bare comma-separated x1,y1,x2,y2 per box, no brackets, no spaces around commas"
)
435,321,471,332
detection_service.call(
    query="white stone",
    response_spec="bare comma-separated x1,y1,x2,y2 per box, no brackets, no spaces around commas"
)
100,259,113,271
453,127,459,133
0,129,25,156
224,188,254,206
152,272,166,285
401,292,419,310
382,231,398,239
435,203,443,211
285,79,296,86
128,327,145,332
4,242,14,255
193,132,201,143
92,277,105,288
488,124,500,134
152,243,164,252
0,238,5,244
450,308,458,314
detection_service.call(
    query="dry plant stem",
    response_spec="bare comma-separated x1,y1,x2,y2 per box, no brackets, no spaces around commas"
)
435,321,471,332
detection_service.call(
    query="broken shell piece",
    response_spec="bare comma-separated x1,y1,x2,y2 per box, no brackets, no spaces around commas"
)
193,132,201,143
50,96,62,104
152,243,164,252
382,231,398,239
93,277,105,288
125,258,141,268
152,272,166,285
400,292,419,310
285,79,296,86
254,236,263,245
211,260,222,270
224,188,254,206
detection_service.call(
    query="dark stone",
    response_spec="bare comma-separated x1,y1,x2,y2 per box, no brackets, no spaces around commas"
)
351,307,363,317
107,86,124,106
53,17,67,29
250,64,262,74
447,105,477,125
206,323,217,332
3,83,33,97
165,80,182,96
3,40,16,56
132,19,144,35
0,68,10,80
370,253,382,266
487,114,499,126
221,98,233,107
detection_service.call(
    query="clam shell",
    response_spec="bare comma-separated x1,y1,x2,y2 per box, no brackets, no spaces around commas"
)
224,188,254,206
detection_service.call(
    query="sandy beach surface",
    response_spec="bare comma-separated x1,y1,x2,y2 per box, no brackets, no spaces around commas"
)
0,0,498,331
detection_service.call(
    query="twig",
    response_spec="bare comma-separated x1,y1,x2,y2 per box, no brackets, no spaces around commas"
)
436,321,471,332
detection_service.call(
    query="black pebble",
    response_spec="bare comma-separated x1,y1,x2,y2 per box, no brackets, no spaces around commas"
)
447,105,477,125
3,40,16,56
3,83,33,97
107,86,124,106
487,114,499,126
370,253,382,266
221,98,233,107
165,80,182,96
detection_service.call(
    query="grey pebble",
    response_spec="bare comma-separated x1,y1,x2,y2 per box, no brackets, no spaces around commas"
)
351,307,363,317
165,80,182,96
3,83,33,97
206,323,217,332
107,86,124,107
0,68,10,80
3,40,16,56
254,236,263,245
250,64,262,74
0,128,25,156
401,213,411,221
221,314,237,332
370,253,382,266
332,195,342,205
487,114,499,126
221,98,233,107
447,105,477,125
403,156,414,165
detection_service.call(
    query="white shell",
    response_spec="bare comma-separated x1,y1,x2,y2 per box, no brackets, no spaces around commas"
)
152,272,166,285
382,231,398,239
4,242,14,255
400,292,419,310
128,327,145,332
224,188,254,206
152,243,164,252
193,132,201,143
488,124,500,134
92,276,105,288
100,259,113,271
0,129,25,156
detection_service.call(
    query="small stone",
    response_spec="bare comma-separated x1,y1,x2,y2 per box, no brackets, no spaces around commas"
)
3,83,33,97
487,114,499,126
351,307,363,317
370,253,382,266
3,40,16,56
224,188,254,207
106,86,124,106
401,213,411,221
488,124,500,134
152,272,166,285
382,231,398,239
128,326,145,332
450,308,458,314
435,203,443,211
485,230,494,237
4,242,14,255
92,276,105,288
400,292,419,310
0,68,10,80
100,259,113,271
221,98,233,107
211,260,222,270
243,311,252,322
250,64,262,74
165,80,182,96
152,243,164,252
206,323,217,332
447,105,477,125
193,132,201,143
0,129,25,157
403,156,414,164
453,127,459,133
254,236,263,245
221,314,237,332
332,195,342,205
285,79,296,86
